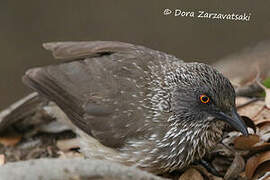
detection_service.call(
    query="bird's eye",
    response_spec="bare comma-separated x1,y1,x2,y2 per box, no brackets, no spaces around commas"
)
200,94,210,104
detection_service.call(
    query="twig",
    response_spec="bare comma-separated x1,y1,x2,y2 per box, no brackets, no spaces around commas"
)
0,93,46,132
236,97,259,109
235,64,264,97
0,158,167,180
235,83,263,97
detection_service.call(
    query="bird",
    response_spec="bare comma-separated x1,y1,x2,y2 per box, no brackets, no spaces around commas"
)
22,41,248,174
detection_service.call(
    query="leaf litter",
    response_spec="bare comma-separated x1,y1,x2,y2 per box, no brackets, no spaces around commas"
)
1,79,270,179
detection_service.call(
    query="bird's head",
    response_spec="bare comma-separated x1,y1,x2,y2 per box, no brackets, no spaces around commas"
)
168,62,248,136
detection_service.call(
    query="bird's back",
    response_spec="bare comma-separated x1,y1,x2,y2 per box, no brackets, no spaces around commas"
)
23,41,183,149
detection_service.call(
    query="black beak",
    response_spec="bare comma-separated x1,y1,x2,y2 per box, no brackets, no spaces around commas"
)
216,108,248,136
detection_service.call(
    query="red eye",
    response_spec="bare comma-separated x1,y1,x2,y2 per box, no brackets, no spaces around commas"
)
200,94,210,104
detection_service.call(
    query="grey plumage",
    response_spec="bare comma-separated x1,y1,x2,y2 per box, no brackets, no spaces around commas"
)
23,41,247,173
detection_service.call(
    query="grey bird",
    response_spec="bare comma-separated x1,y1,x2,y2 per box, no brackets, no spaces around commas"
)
22,41,248,174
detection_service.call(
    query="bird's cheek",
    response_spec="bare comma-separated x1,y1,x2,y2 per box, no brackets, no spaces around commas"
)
203,114,216,123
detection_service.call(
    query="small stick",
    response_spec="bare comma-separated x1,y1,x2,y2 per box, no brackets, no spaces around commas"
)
236,98,259,109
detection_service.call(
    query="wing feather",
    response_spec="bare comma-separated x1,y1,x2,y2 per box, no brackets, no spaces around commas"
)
23,41,182,148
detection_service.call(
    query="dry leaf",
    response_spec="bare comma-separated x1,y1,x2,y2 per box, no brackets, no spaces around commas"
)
0,154,5,165
236,96,251,107
179,168,203,180
252,142,270,152
245,151,270,179
58,151,83,159
224,153,245,180
253,161,270,179
0,135,22,147
261,133,270,142
193,165,223,180
56,138,80,151
233,132,270,152
234,134,260,150
254,117,270,126
238,171,246,179
258,122,270,142
237,98,270,125
258,122,270,132
212,156,231,175
212,144,235,157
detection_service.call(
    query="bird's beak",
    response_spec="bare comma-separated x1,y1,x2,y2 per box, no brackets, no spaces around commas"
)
216,108,248,136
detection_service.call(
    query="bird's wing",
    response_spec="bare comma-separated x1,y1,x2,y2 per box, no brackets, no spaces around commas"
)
42,41,137,60
23,41,181,148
